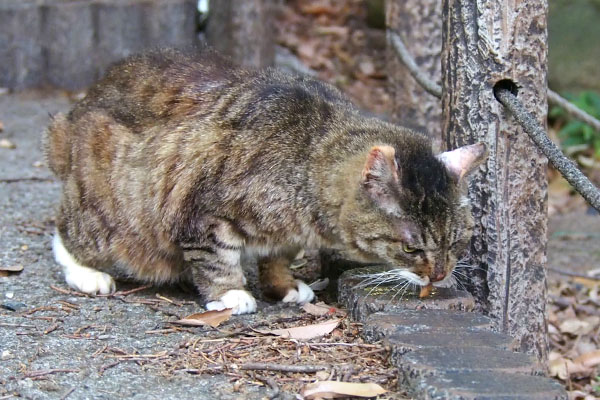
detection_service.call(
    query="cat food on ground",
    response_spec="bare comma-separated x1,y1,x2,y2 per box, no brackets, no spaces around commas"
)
419,283,433,298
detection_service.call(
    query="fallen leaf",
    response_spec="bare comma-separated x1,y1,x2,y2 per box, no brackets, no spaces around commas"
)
300,4,337,15
302,302,336,316
559,317,599,335
573,277,599,289
549,357,593,380
0,265,24,272
0,120,4,132
173,308,233,328
574,350,600,368
302,381,386,399
0,138,15,149
256,319,340,340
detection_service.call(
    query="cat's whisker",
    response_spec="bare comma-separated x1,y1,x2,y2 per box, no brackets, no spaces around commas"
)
387,280,412,305
450,270,469,291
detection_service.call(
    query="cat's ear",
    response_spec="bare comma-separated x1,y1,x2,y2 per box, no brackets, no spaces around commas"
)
437,142,488,183
361,146,401,214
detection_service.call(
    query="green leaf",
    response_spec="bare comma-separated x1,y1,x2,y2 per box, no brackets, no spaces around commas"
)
582,124,595,141
559,121,585,139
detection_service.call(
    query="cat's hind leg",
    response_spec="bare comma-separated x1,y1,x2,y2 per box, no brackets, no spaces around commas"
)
258,256,315,305
52,231,116,295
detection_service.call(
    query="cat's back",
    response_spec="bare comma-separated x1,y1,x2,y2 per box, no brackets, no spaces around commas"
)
44,47,358,181
69,48,243,131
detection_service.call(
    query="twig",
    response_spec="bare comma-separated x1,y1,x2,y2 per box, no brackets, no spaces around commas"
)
388,30,442,98
547,267,600,281
23,369,79,378
50,285,89,297
336,347,387,361
308,342,380,348
548,90,600,132
92,345,108,357
239,362,329,373
98,361,120,374
495,87,600,211
44,323,59,335
145,328,179,335
0,177,55,183
104,285,152,297
0,323,36,328
60,387,76,400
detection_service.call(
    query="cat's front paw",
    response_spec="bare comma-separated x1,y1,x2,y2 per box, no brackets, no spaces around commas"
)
65,265,116,295
282,280,315,304
206,289,257,315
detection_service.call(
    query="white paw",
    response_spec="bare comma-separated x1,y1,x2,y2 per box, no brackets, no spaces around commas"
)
53,232,116,295
282,280,315,304
206,289,257,315
65,266,116,295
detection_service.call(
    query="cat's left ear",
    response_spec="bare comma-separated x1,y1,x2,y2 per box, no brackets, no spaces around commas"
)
361,145,401,215
437,142,488,183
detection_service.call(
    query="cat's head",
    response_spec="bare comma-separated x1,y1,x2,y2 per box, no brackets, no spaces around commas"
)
339,141,487,286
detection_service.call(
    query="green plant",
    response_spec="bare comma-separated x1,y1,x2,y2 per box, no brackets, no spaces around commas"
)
593,375,600,395
549,91,600,160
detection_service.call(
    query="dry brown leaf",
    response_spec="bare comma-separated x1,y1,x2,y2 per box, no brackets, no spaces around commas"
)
302,302,335,316
0,265,24,272
0,120,4,132
173,308,233,328
302,380,386,399
573,277,599,289
574,350,600,368
300,3,337,16
558,317,599,335
549,356,594,380
256,319,340,340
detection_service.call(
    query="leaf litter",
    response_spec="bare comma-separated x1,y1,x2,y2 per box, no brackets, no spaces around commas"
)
548,272,600,398
174,308,233,328
141,313,400,398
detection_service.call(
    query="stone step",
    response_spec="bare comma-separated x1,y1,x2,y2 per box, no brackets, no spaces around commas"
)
396,346,543,377
415,371,567,400
338,267,475,321
386,330,519,356
333,267,569,399
363,310,495,339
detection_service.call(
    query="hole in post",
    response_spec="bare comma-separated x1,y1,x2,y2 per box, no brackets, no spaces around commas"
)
493,79,519,101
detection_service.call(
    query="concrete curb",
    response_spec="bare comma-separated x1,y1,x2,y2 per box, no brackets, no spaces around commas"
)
338,268,568,399
0,0,198,91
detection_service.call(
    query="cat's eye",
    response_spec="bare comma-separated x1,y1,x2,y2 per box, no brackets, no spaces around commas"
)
402,243,419,253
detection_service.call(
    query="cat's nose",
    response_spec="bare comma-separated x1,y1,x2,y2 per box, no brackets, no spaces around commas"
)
430,271,446,282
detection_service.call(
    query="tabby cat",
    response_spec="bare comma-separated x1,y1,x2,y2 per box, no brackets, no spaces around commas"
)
44,48,487,314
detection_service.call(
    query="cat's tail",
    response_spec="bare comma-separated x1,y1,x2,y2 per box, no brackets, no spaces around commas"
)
43,113,72,180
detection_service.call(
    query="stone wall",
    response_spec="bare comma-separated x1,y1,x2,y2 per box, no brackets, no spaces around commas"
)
0,0,198,91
